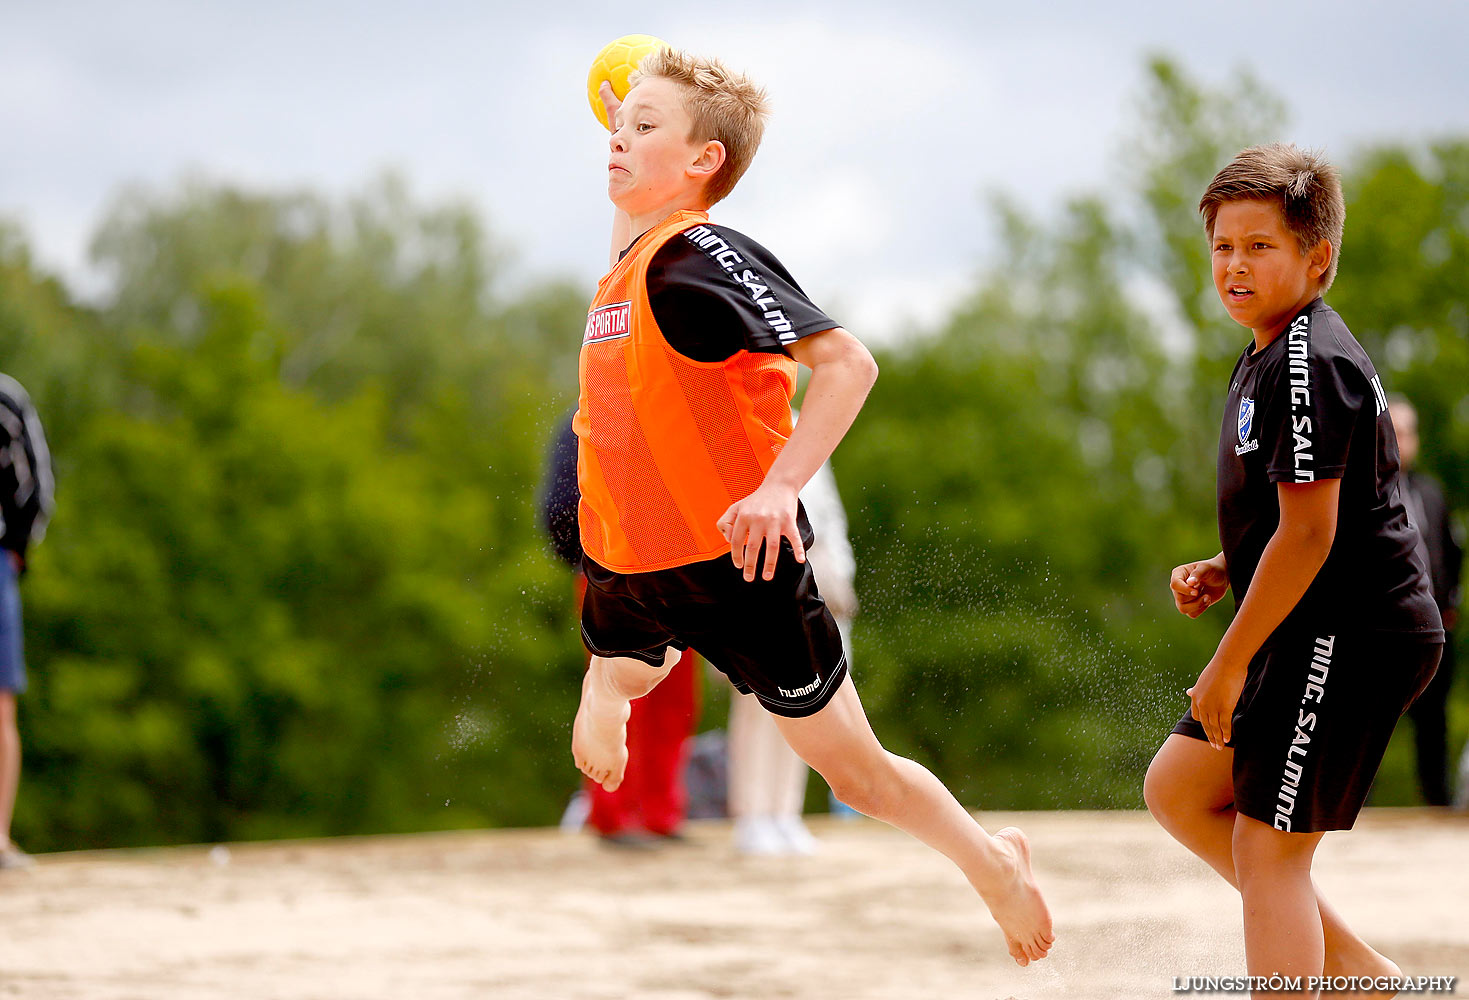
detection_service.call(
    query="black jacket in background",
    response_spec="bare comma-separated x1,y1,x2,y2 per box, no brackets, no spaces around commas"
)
0,373,54,566
1404,469,1463,614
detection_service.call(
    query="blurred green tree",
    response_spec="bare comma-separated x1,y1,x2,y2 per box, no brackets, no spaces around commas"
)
1332,141,1469,499
6,180,590,849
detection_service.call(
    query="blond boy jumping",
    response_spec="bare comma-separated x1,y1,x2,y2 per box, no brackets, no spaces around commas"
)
569,49,1053,965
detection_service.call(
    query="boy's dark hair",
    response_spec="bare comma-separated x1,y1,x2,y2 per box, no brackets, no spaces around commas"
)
1199,143,1345,291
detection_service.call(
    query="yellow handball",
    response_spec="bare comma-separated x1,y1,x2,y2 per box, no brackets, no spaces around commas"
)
586,34,670,131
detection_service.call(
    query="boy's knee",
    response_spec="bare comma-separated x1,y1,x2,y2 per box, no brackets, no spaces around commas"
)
593,654,670,700
819,752,902,818
1142,764,1164,816
824,770,878,817
1142,759,1182,821
1230,817,1314,880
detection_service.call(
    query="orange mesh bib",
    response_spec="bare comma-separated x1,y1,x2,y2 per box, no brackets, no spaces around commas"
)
575,210,798,573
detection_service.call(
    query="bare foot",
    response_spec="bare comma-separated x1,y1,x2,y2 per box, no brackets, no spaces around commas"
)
571,664,630,792
977,827,1055,967
1325,949,1402,998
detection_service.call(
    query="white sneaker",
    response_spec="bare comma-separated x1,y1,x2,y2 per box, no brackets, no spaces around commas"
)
733,815,786,855
559,791,590,834
0,845,35,870
773,815,818,855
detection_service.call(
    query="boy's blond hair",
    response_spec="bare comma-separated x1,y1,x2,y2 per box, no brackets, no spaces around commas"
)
1199,143,1346,291
630,48,769,207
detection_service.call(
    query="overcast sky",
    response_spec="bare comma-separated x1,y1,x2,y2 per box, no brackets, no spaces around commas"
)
4,2,1467,337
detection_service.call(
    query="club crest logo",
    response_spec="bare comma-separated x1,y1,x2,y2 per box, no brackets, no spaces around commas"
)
1235,397,1259,456
1238,397,1254,444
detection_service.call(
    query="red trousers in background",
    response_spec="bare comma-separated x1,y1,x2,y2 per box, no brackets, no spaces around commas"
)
576,574,700,837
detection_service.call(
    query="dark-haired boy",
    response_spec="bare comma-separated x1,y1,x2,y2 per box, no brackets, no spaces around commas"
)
570,48,1053,964
1144,144,1443,994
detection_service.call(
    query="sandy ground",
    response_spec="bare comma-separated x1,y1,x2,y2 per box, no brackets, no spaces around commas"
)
1,809,1464,1000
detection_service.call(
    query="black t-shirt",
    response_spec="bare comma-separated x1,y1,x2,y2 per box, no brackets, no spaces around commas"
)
626,223,840,363
1216,298,1442,642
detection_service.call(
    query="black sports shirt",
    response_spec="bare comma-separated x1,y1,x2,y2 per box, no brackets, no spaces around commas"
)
1216,298,1442,642
622,223,840,362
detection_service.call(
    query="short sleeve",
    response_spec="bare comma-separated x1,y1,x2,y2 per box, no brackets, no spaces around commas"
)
646,225,840,363
1264,345,1362,484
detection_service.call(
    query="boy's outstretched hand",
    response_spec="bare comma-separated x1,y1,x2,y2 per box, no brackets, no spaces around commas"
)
717,481,806,583
1169,554,1229,618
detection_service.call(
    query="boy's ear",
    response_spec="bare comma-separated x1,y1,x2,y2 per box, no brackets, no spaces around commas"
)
1307,237,1332,284
688,139,727,182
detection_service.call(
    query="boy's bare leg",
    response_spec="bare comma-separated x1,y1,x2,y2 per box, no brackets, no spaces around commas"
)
772,676,1054,965
572,650,677,793
1233,816,1327,994
1145,735,1402,996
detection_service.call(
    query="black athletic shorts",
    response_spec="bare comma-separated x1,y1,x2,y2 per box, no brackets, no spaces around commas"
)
580,539,848,718
1173,631,1442,833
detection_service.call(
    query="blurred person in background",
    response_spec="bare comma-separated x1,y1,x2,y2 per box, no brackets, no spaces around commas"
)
1389,395,1463,806
541,411,698,847
0,373,53,870
728,412,858,854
